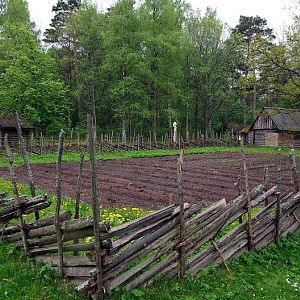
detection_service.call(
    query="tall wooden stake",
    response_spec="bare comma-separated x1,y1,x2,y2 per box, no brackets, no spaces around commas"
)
75,151,84,220
177,148,185,280
275,193,281,244
263,165,269,206
277,148,282,191
234,175,243,224
15,111,39,220
55,130,65,279
88,114,104,299
240,136,254,251
289,149,299,192
5,134,29,256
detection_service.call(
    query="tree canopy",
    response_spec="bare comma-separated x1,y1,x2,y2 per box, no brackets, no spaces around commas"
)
0,0,299,137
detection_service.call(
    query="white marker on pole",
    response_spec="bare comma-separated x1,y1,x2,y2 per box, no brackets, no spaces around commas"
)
173,122,178,143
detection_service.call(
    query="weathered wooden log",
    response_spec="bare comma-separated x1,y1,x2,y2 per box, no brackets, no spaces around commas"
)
185,198,226,239
29,240,111,256
102,224,180,284
0,192,8,200
187,193,300,276
5,134,29,256
177,148,185,280
105,237,179,291
88,114,104,300
35,255,96,267
15,110,39,220
2,212,72,236
102,216,181,273
0,195,47,219
289,149,299,192
275,194,281,244
109,203,189,255
103,205,176,240
0,196,28,208
184,186,265,258
124,251,179,292
75,151,84,220
53,266,95,278
55,129,65,279
6,219,109,243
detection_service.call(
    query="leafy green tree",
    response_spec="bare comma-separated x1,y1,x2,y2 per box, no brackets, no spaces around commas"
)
0,0,68,133
101,0,149,136
139,0,186,143
233,15,275,121
44,0,81,128
186,8,232,138
65,2,105,130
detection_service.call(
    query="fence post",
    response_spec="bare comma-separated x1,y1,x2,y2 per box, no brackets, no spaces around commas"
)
5,134,29,256
289,149,299,192
275,193,281,244
240,136,254,251
15,111,39,220
177,148,185,280
88,114,104,300
263,166,269,206
234,175,243,224
55,129,65,279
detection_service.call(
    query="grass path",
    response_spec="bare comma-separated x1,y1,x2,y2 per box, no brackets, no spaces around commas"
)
0,146,298,167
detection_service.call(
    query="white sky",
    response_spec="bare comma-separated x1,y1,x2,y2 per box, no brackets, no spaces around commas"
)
27,0,295,37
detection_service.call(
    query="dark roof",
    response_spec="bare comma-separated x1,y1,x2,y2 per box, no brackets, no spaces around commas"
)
263,107,300,132
0,118,34,130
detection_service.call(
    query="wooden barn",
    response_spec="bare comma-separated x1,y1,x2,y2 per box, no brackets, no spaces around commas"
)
243,107,300,148
0,118,34,147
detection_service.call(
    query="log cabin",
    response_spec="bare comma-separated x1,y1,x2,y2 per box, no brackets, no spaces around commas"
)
242,107,300,148
0,117,34,148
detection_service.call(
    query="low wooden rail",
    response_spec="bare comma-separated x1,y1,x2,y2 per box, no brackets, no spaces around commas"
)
1,183,300,298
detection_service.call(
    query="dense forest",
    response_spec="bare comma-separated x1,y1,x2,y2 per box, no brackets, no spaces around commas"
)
0,0,299,140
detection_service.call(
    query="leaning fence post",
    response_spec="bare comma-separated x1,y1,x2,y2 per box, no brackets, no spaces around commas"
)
88,114,104,299
240,136,254,251
263,165,269,206
75,151,84,220
275,193,281,244
5,134,29,256
15,111,39,220
289,149,299,192
177,148,185,280
234,175,243,224
55,129,65,279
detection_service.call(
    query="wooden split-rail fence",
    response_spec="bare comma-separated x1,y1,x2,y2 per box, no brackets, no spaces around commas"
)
1,183,300,298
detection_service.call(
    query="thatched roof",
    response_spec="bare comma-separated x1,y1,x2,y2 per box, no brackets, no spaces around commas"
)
263,107,300,132
0,118,34,130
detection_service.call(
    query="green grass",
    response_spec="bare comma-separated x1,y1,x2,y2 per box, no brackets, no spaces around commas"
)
113,233,300,300
0,242,87,300
0,146,298,167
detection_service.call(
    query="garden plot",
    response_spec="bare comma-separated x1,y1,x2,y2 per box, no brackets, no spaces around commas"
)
1,152,295,209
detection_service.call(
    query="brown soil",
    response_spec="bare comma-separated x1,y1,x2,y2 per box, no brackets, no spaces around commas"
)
0,152,295,209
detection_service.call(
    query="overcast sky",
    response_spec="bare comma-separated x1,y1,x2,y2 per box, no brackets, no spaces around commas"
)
27,0,295,37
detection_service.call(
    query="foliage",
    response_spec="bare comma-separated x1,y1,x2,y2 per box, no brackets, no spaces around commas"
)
0,0,68,133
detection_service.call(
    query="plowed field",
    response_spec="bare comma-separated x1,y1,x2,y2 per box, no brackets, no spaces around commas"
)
1,152,295,209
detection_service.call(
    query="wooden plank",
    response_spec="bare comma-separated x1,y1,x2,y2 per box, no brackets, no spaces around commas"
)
35,255,96,267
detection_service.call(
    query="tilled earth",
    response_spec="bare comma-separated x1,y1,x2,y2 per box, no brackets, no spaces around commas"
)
0,152,296,209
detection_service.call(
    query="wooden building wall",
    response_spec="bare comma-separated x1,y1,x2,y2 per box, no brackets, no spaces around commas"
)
0,128,31,148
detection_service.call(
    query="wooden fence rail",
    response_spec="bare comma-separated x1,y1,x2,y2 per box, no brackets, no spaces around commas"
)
2,181,300,298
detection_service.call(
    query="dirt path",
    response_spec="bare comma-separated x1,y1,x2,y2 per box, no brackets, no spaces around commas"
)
0,152,295,209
